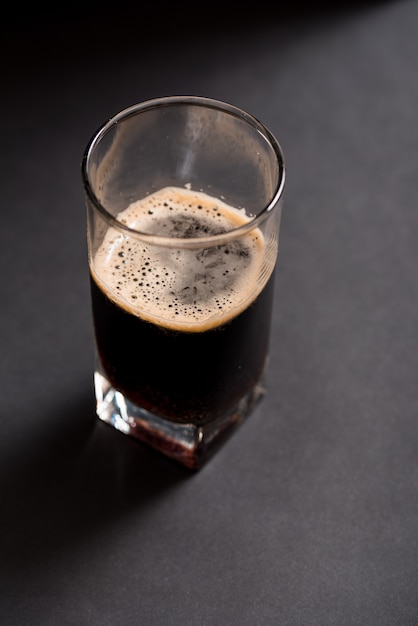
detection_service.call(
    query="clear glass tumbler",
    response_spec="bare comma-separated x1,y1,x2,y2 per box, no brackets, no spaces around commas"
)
82,96,286,470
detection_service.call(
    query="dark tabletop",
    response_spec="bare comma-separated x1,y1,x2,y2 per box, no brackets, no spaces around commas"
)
1,1,418,624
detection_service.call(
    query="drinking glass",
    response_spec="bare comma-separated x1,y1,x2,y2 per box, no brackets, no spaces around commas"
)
82,96,285,470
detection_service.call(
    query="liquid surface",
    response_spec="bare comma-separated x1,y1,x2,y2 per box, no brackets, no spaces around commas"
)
91,186,274,331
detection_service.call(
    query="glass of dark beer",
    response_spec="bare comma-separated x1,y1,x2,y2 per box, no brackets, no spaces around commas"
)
82,96,286,470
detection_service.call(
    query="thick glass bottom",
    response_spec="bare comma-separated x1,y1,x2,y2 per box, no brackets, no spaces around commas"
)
93,368,266,470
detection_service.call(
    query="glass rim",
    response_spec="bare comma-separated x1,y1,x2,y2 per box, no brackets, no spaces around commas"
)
81,95,286,249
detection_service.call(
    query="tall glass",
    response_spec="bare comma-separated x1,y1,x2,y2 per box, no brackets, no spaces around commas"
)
82,96,286,470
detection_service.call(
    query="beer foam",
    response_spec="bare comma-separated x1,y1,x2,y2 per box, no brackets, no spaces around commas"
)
91,187,274,331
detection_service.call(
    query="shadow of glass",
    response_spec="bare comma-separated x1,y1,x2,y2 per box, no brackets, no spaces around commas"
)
0,387,191,579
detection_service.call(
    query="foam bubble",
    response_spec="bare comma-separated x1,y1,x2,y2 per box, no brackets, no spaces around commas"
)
91,187,274,331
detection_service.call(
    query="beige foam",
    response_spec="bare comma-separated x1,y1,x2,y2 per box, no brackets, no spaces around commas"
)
91,186,275,331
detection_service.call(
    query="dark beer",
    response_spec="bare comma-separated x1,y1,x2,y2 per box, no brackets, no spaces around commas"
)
89,187,277,425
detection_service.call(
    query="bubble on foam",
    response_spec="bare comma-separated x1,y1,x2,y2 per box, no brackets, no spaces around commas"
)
91,187,273,331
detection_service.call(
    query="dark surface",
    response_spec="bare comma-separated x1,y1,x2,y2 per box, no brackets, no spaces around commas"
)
2,1,418,624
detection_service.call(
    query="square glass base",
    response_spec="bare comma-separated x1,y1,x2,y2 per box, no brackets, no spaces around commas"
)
93,370,266,470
